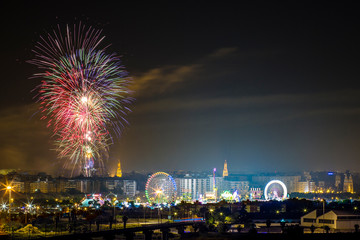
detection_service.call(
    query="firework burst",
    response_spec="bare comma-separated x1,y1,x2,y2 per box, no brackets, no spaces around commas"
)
30,24,131,176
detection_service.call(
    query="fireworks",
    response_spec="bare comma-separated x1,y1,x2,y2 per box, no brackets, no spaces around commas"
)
30,24,131,176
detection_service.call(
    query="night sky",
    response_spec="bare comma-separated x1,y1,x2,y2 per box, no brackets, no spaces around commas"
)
1,2,360,174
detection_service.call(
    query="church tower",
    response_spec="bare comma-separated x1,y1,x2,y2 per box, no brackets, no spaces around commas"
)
222,160,228,177
343,172,353,193
116,160,122,178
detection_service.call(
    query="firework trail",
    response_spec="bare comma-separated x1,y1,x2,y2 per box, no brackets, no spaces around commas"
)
30,24,131,176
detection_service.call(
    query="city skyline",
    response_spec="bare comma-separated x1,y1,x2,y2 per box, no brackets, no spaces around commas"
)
1,2,360,174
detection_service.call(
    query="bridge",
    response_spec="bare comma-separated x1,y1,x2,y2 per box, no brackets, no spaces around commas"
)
42,221,204,240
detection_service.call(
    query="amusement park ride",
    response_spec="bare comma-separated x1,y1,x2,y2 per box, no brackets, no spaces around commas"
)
145,172,177,205
264,180,288,201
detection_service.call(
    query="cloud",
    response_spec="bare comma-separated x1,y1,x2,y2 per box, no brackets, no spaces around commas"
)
130,47,238,97
208,47,238,58
130,89,360,128
0,145,26,168
130,64,202,97
0,104,56,172
134,89,360,112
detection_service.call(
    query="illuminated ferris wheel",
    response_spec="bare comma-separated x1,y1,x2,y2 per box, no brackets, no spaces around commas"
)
145,172,177,204
264,180,287,200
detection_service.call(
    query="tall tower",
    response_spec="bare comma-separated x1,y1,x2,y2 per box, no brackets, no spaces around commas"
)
335,174,341,190
222,160,228,177
213,168,217,202
116,160,122,178
343,172,353,193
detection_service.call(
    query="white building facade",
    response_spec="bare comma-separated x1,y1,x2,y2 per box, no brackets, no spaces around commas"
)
301,210,360,231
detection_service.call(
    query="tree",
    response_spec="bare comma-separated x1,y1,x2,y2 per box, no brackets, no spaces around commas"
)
324,225,330,234
266,219,271,233
310,224,315,234
217,223,229,234
193,200,201,216
236,224,243,233
355,224,359,233
280,221,286,233
249,223,257,234
122,215,128,229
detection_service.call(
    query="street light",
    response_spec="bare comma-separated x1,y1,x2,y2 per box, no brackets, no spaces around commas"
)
6,186,13,217
6,186,12,203
0,203,7,211
321,199,325,232
112,197,117,223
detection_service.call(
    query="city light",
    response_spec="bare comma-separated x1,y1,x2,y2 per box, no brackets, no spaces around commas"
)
0,203,8,211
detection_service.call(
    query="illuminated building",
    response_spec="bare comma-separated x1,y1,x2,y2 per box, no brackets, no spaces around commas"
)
335,174,341,190
343,172,354,193
295,181,316,193
123,180,137,196
63,179,82,193
222,160,228,177
116,160,122,178
304,171,311,181
175,174,211,200
301,209,322,227
79,179,100,193
105,179,137,196
205,191,216,201
11,181,25,193
30,179,50,193
317,181,325,191
301,210,360,231
28,177,58,193
249,188,263,200
222,175,250,198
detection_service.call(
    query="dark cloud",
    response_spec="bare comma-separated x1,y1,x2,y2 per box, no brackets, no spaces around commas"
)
0,104,58,173
130,47,238,98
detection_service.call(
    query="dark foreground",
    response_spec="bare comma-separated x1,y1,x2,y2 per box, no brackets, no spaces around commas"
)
185,232,360,240
2,232,360,240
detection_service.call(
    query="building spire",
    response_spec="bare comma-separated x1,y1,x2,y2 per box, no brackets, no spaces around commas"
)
116,160,122,178
222,160,228,177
